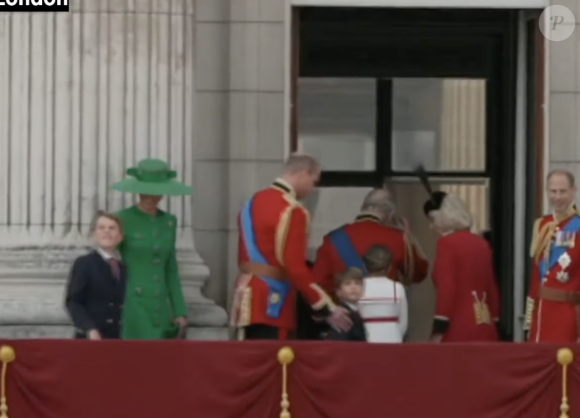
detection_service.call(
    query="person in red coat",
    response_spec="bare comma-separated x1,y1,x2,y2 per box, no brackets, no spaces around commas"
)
425,191,500,342
312,188,429,298
229,154,351,340
525,170,580,343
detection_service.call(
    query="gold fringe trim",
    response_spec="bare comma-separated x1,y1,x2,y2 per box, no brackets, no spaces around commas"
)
236,287,252,328
229,275,252,328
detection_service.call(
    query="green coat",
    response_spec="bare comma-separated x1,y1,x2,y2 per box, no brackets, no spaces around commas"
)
117,205,188,339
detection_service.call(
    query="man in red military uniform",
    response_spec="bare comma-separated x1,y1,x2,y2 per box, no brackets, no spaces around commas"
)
525,170,580,343
229,154,351,340
424,191,500,342
312,188,429,297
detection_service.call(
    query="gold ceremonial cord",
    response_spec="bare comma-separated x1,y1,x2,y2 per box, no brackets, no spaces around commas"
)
532,206,580,262
277,346,295,418
557,348,574,418
0,345,15,418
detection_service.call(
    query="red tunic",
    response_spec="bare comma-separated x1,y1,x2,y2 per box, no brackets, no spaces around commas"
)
229,178,333,333
312,214,429,296
432,230,500,342
527,213,580,343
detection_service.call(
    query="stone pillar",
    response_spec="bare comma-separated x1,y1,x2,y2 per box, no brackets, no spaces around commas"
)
0,0,226,338
548,1,580,190
439,79,489,231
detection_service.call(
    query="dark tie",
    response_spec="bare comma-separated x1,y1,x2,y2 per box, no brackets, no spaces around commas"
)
109,258,121,280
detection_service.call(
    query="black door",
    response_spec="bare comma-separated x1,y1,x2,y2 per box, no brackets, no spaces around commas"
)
296,7,519,340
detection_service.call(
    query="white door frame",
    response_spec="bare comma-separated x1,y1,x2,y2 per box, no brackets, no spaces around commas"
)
285,4,550,342
512,11,529,342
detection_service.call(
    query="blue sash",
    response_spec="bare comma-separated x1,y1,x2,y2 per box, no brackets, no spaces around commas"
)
240,196,290,319
539,215,580,282
328,226,368,275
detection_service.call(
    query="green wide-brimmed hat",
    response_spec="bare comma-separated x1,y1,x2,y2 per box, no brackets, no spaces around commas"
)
111,159,192,196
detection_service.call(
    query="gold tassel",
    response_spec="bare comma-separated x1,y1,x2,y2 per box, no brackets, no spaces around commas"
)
0,345,16,418
277,346,295,418
557,347,574,418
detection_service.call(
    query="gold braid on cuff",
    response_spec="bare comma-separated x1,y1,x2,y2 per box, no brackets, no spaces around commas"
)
523,296,535,331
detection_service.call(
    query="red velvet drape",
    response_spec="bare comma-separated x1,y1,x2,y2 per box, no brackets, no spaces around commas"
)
2,340,281,418
291,342,576,418
1,340,579,418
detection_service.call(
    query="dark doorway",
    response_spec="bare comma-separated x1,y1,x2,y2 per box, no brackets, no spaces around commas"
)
293,7,522,340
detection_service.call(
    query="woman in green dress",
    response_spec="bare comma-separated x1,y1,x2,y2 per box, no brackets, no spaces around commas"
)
111,158,192,339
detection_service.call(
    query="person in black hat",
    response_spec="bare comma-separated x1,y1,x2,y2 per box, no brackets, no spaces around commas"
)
422,191,448,220
422,190,501,343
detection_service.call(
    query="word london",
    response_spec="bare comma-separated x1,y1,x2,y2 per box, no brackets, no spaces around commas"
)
0,0,69,11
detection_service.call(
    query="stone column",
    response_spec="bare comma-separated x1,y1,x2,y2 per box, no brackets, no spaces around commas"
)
0,0,226,338
439,79,489,231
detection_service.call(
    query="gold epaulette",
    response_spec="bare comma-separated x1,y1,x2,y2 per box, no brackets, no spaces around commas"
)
529,217,542,258
530,216,555,261
530,207,580,261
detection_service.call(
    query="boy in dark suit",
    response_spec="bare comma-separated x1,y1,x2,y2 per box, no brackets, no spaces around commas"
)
323,267,367,341
65,210,127,340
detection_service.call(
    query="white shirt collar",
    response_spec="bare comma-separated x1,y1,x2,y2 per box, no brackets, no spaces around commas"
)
96,247,121,261
344,301,359,311
366,275,391,280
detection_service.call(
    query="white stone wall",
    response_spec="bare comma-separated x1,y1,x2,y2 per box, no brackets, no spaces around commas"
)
0,1,196,246
0,0,227,336
0,3,197,232
548,0,580,189
195,0,288,306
